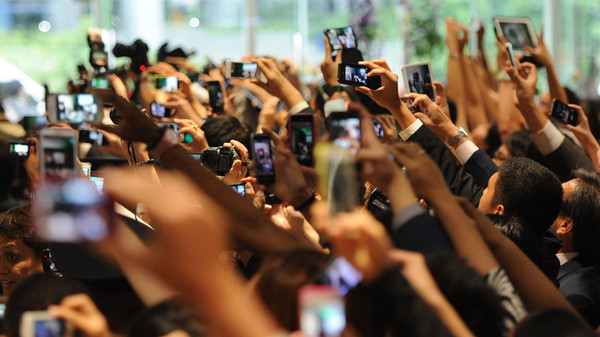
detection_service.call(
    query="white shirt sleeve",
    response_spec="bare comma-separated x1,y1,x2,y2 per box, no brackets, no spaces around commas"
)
399,119,423,141
323,98,347,118
455,140,479,163
530,120,565,155
288,101,310,115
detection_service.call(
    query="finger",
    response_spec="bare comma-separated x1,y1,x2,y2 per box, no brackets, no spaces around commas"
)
260,127,283,147
369,59,391,71
229,139,249,161
413,112,428,121
323,35,332,59
348,102,379,147
433,82,447,103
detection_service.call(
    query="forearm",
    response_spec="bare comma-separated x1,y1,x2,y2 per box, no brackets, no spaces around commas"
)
393,104,418,130
579,136,600,172
518,100,548,133
447,57,468,130
545,63,568,103
460,57,488,129
426,293,476,337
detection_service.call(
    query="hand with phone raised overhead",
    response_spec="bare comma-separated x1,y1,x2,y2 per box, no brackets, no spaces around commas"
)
48,294,111,337
254,57,305,110
522,27,551,67
562,105,600,172
174,118,209,153
320,36,342,86
371,114,398,143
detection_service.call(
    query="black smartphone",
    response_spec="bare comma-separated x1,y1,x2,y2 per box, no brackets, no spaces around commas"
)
9,140,30,158
337,63,381,89
251,133,275,185
327,111,361,153
230,183,246,196
150,102,175,118
324,26,357,60
551,99,578,126
288,113,315,166
207,81,224,113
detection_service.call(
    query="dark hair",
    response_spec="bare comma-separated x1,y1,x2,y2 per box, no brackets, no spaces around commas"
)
128,298,207,337
4,273,89,337
0,205,47,259
493,157,563,237
513,308,595,337
425,252,506,337
200,115,253,155
345,267,453,337
253,249,330,331
561,169,600,263
503,130,551,169
485,122,502,158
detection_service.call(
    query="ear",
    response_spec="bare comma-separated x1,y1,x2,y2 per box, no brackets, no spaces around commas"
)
493,204,505,216
555,217,574,235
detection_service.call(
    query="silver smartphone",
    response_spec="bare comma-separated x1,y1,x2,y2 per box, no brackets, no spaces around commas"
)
224,60,267,82
40,128,78,184
20,311,74,337
46,94,103,125
401,62,437,103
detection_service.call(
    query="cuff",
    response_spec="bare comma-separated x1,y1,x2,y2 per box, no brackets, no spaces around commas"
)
530,120,565,155
324,98,346,119
456,140,479,163
288,101,310,115
399,119,423,141
391,203,425,232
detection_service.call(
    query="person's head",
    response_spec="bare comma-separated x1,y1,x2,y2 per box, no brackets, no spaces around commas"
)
251,249,330,331
478,157,563,238
512,308,595,337
487,214,544,272
0,205,47,295
200,115,252,153
128,298,207,337
494,130,550,169
4,273,89,337
552,169,600,263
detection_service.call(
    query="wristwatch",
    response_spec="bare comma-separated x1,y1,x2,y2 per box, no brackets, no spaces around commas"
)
448,127,468,147
323,84,343,97
147,127,179,158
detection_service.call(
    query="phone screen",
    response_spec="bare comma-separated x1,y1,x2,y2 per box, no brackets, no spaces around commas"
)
402,63,436,102
9,141,29,157
230,62,259,79
155,76,180,92
371,119,384,138
328,113,361,153
290,115,314,166
324,26,357,59
90,78,109,89
208,81,224,113
551,99,578,126
339,64,369,86
91,176,104,192
150,102,173,118
316,257,363,296
55,94,101,124
252,134,275,185
41,131,77,183
34,318,66,336
299,285,345,337
230,183,246,196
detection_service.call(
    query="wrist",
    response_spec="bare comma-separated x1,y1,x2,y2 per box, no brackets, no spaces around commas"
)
447,127,468,147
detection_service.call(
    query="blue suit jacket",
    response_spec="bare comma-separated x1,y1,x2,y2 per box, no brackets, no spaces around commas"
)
557,256,600,328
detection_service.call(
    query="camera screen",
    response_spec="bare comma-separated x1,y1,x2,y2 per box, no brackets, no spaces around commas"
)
231,62,258,79
34,319,65,337
325,26,356,58
156,76,179,92
499,21,535,51
371,119,384,138
10,143,29,156
56,94,99,124
404,64,435,101
42,135,76,183
299,287,345,337
151,102,168,118
343,65,368,86
231,184,246,196
35,178,111,243
91,78,109,89
253,138,274,177
291,118,313,166
329,116,360,151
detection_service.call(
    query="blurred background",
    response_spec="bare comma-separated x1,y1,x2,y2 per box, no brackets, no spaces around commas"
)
1,0,599,98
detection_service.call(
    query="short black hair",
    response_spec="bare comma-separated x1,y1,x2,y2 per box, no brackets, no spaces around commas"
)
493,157,563,237
128,298,207,337
200,115,253,155
561,169,600,263
513,308,595,337
0,205,47,259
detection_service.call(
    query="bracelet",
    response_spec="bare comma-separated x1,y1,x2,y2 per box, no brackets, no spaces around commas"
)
294,193,317,211
136,159,155,166
449,53,460,59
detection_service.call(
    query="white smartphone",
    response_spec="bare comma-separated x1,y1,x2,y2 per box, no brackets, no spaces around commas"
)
493,17,538,53
46,94,103,125
401,62,437,103
40,128,78,184
505,42,517,67
20,311,74,337
224,60,267,83
298,285,345,337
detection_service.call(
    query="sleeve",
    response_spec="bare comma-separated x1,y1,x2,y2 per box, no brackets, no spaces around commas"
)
288,101,310,115
463,149,499,188
389,204,453,253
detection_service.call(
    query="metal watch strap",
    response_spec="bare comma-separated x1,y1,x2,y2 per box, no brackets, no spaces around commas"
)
448,127,467,147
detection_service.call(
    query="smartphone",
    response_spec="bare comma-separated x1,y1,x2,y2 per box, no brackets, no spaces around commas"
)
42,249,60,274
154,75,181,92
288,113,315,167
81,162,91,178
34,177,112,243
20,311,74,337
230,183,246,196
90,77,110,89
315,257,363,296
21,116,47,132
79,129,108,146
46,94,103,125
372,119,384,138
550,99,578,126
315,143,360,214
505,42,517,67
109,107,122,125
298,285,345,337
251,133,276,185
324,26,357,60
224,61,267,82
40,128,78,184
493,17,538,53
401,62,437,102
156,122,183,142
9,140,30,158
327,111,361,153
337,63,381,89
150,102,175,118
207,81,225,113
366,188,393,229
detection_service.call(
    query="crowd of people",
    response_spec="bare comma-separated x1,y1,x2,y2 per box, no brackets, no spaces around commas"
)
0,14,600,337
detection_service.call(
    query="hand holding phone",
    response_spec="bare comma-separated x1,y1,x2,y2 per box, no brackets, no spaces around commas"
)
154,75,181,92
324,26,357,60
21,311,74,337
46,94,103,125
337,63,381,89
550,99,579,126
401,62,437,102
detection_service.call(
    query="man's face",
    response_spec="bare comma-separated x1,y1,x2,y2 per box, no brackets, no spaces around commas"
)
0,236,43,296
551,179,578,233
479,172,500,214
